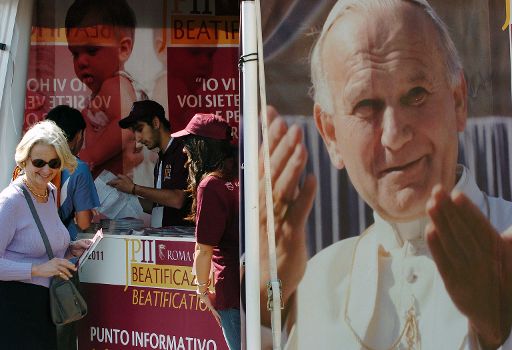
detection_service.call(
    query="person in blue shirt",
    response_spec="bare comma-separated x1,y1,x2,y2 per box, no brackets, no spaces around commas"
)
46,105,101,350
46,105,100,241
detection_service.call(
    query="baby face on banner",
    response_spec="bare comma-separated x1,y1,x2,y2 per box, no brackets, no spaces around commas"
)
67,25,133,95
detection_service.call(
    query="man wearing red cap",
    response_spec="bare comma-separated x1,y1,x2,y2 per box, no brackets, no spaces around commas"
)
108,100,191,227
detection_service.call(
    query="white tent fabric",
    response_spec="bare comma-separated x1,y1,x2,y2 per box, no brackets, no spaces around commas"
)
0,0,19,109
0,0,33,188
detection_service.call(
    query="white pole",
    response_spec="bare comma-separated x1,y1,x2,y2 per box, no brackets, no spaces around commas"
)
241,2,261,350
254,0,282,348
0,0,32,189
509,1,512,104
0,0,19,110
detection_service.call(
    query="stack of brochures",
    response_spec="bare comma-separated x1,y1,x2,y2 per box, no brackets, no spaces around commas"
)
142,226,195,237
101,218,144,235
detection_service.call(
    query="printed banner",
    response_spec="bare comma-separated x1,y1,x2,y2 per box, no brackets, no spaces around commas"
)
259,0,512,349
77,235,228,350
25,0,239,185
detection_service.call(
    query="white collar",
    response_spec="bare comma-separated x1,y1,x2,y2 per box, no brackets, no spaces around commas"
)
161,137,173,155
346,165,486,346
372,165,485,251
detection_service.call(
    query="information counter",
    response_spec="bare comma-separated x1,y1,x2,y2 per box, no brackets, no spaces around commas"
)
76,233,228,350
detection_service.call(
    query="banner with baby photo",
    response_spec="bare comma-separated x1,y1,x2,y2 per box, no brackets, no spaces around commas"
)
24,0,239,207
257,0,512,348
24,1,239,349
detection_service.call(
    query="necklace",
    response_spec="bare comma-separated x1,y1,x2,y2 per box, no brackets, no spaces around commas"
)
22,178,48,199
344,232,421,350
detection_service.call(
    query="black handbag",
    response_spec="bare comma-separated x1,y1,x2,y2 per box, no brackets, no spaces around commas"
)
20,185,88,325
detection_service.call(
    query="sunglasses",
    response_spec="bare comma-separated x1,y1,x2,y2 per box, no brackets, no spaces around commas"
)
29,157,61,169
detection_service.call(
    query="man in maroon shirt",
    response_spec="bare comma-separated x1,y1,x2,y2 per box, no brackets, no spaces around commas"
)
108,100,191,227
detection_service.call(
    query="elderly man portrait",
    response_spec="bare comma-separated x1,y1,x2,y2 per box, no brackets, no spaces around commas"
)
258,0,512,349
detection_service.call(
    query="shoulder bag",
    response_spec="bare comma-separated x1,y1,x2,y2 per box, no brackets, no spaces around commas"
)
20,185,88,325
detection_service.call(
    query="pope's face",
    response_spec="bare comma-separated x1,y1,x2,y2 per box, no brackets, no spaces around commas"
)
315,3,467,222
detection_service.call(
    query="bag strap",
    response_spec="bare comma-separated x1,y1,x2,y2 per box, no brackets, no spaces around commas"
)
18,184,55,260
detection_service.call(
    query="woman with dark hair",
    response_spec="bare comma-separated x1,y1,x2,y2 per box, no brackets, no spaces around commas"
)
171,113,240,350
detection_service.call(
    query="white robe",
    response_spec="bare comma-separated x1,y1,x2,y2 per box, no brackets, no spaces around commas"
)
287,166,512,350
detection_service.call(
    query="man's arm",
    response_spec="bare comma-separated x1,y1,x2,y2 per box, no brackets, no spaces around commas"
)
259,106,317,327
426,185,512,349
75,210,93,230
72,164,100,231
134,185,185,209
107,174,185,209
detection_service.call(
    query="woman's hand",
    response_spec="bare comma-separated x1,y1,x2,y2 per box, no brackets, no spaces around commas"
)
66,239,92,259
31,258,76,280
198,291,221,327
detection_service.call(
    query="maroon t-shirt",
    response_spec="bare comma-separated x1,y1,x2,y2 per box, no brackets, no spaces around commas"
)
196,175,240,310
154,138,192,227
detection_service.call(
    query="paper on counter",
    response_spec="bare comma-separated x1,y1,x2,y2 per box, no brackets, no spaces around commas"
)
94,170,144,219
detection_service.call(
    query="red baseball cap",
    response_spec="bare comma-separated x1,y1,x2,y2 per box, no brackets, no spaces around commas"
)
171,113,232,140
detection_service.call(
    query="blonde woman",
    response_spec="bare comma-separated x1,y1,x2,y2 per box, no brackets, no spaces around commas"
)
0,121,90,349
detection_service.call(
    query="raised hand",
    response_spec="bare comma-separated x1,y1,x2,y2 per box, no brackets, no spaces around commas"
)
259,106,317,326
426,185,512,349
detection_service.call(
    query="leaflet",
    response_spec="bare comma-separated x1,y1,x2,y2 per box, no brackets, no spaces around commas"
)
77,229,104,268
